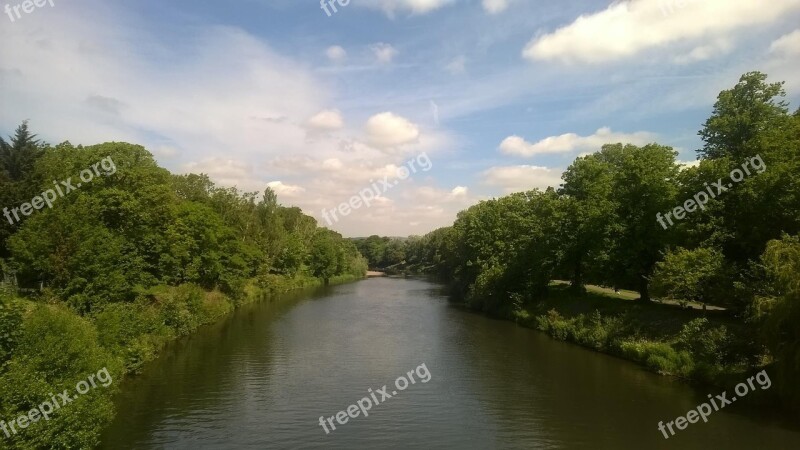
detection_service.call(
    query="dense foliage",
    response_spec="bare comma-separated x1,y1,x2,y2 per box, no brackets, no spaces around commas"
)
400,72,800,408
0,131,366,448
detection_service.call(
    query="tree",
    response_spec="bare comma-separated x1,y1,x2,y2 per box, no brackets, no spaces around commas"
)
559,154,617,291
754,234,800,404
699,72,789,160
0,120,44,181
600,143,681,301
308,230,341,284
651,247,729,308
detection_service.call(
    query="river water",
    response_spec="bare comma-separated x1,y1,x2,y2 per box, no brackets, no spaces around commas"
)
100,278,800,449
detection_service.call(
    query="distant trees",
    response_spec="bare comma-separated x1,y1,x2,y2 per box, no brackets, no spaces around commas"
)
353,235,407,269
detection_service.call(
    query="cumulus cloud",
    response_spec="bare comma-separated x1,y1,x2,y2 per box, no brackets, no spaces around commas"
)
326,45,347,62
450,185,469,198
523,0,800,64
499,127,656,157
267,181,306,197
482,165,563,193
364,112,420,148
371,42,398,63
307,109,344,131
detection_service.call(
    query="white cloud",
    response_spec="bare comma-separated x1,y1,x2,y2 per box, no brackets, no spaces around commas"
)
267,181,306,197
364,112,420,148
499,127,656,157
326,45,347,62
371,43,398,63
450,185,469,197
482,0,509,14
482,165,563,193
678,159,701,169
0,10,332,168
673,38,733,64
770,29,800,55
307,109,344,131
523,0,800,64
762,30,800,91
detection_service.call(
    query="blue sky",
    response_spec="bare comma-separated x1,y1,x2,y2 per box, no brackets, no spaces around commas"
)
2,0,799,236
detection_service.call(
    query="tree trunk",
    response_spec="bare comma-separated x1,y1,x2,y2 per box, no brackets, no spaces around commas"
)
639,275,651,302
572,255,583,289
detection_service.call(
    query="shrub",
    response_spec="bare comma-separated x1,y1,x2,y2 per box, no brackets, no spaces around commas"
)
676,318,730,364
93,301,172,372
619,339,694,376
0,304,120,449
0,295,24,370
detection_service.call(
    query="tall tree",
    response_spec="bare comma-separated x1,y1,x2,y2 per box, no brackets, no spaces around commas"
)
699,72,789,160
0,120,44,181
601,143,681,301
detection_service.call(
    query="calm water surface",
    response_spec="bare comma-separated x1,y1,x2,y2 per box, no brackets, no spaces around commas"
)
101,278,800,449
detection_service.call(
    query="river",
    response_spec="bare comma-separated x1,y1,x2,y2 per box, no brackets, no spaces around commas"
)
100,278,800,449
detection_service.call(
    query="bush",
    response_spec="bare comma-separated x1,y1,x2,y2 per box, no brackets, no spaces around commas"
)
0,295,24,370
0,304,120,449
676,318,730,371
619,340,694,376
93,301,172,373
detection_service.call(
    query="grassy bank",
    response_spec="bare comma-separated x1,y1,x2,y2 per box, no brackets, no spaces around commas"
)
508,283,784,406
0,273,363,449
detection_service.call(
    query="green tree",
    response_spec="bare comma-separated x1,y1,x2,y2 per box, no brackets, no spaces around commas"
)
308,230,341,284
754,234,800,404
559,154,617,291
600,143,681,301
699,72,789,160
0,121,44,181
651,247,729,308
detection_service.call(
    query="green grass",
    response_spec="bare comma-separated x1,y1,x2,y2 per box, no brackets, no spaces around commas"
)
549,280,727,311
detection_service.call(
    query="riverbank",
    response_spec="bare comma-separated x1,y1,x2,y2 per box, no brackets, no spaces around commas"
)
495,283,786,409
0,273,365,449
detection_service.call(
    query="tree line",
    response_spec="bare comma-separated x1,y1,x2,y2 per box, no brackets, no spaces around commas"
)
0,126,366,448
398,72,800,407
